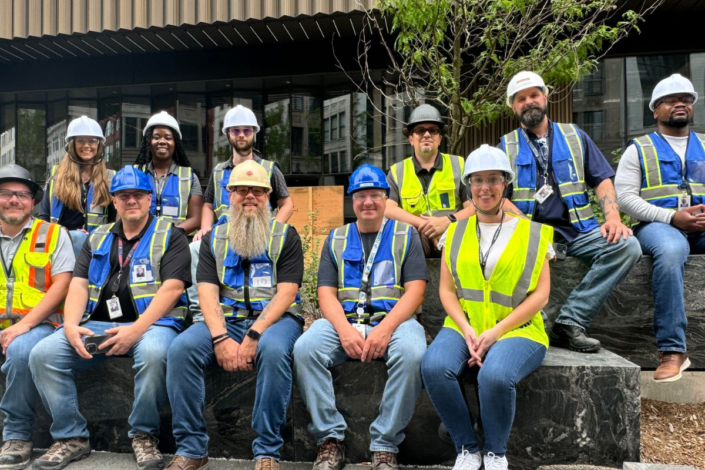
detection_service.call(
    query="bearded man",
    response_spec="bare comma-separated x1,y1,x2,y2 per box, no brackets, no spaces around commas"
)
499,71,641,353
165,160,304,470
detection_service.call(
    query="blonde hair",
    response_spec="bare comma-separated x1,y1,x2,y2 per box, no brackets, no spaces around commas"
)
52,139,111,211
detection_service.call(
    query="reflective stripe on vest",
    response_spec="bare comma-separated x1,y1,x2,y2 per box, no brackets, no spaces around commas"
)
212,219,301,318
0,219,63,329
443,216,552,347
502,123,599,233
389,153,464,217
141,165,193,224
630,132,705,225
85,218,187,330
330,220,411,325
48,165,115,233
213,159,275,220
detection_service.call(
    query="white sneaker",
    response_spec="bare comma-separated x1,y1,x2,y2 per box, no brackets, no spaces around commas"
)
452,448,482,470
483,452,508,470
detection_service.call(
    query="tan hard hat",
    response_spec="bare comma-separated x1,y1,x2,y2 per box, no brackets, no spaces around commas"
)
227,160,271,191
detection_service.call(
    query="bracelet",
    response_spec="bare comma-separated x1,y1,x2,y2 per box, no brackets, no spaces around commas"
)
212,333,229,343
213,337,229,346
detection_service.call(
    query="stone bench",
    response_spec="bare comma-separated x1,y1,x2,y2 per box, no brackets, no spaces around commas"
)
0,347,639,469
422,256,705,370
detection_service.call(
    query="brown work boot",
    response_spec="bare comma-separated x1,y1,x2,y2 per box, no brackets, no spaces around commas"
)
0,440,32,470
254,458,279,470
164,456,209,470
32,437,90,469
372,452,397,470
654,352,691,383
312,438,345,470
132,433,163,470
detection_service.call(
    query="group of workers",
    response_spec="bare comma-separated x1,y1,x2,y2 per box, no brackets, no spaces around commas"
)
0,69,700,470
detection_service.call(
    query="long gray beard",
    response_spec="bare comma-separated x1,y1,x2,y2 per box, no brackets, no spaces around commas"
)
228,204,271,259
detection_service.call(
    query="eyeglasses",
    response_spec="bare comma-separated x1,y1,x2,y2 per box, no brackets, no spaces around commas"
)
659,95,696,106
412,127,440,136
228,128,254,137
232,186,267,197
352,192,386,201
76,138,100,146
0,190,33,201
469,175,506,187
115,191,149,202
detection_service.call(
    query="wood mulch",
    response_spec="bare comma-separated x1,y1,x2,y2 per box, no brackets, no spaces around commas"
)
641,398,705,469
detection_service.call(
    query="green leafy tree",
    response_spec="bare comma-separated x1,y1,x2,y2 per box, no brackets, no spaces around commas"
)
16,108,47,184
350,0,662,154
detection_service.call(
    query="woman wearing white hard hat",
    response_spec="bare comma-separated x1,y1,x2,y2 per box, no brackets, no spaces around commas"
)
38,116,115,257
421,144,554,470
134,111,203,235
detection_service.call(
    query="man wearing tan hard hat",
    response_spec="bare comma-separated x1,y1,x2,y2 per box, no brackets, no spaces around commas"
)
164,160,304,470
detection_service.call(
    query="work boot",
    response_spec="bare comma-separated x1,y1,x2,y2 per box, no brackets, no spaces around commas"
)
0,440,32,470
483,453,508,470
654,352,691,383
32,438,90,470
254,458,279,470
371,452,397,470
549,323,601,353
163,456,209,470
312,438,345,470
451,448,482,470
132,433,163,470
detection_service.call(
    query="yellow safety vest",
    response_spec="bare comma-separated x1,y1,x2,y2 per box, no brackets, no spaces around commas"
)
443,215,553,347
0,218,63,329
389,153,465,217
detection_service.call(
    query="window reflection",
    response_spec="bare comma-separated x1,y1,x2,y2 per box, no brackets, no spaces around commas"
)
17,106,46,185
291,93,321,175
265,94,291,174
0,103,16,169
121,101,151,167
177,94,206,180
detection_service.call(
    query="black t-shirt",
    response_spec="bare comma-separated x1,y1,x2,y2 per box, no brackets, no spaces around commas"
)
74,215,192,323
38,182,117,231
197,226,304,287
317,225,428,314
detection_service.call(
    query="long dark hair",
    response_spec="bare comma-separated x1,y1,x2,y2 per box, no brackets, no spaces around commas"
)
134,126,191,168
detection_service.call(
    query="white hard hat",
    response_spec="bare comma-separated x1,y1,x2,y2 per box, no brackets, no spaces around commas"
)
143,111,182,139
65,116,105,143
462,144,515,186
506,71,549,107
649,74,698,111
222,105,260,135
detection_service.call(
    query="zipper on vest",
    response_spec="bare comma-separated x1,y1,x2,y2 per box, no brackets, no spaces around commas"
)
243,259,253,314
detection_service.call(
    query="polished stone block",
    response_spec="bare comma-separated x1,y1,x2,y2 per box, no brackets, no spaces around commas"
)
422,256,705,370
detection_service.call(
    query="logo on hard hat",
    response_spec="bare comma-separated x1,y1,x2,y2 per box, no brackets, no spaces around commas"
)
517,78,531,84
246,171,253,176
360,183,373,187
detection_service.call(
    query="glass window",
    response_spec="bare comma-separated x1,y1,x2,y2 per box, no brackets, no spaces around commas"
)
324,118,330,142
99,98,121,169
17,105,47,185
1,104,16,171
292,127,304,156
176,94,207,180
331,115,338,141
46,100,67,170
290,93,321,175
331,151,339,173
208,94,232,171
68,101,97,121
339,111,346,140
264,93,291,174
121,99,150,166
124,117,138,149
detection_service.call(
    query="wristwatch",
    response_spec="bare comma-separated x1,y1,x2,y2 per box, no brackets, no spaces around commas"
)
447,214,457,223
246,329,262,341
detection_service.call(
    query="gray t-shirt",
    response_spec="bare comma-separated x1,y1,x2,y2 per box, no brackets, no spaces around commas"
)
143,161,203,197
0,218,75,277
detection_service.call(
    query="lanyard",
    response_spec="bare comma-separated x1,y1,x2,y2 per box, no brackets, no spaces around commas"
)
112,238,139,294
656,132,690,190
520,128,550,182
355,217,388,319
476,213,505,274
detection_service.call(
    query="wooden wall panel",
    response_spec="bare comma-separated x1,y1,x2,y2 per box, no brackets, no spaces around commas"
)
288,186,344,254
57,0,71,35
150,0,164,27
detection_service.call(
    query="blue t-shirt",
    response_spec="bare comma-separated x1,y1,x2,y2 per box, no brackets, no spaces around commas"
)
500,121,614,242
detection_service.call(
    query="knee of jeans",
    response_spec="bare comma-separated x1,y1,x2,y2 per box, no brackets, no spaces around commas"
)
477,365,514,393
621,237,644,262
389,340,426,372
4,339,34,369
136,341,170,371
653,238,689,263
258,336,293,366
421,352,456,384
292,332,321,366
28,339,53,375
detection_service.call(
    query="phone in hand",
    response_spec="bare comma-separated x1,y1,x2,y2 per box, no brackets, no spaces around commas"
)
82,334,114,355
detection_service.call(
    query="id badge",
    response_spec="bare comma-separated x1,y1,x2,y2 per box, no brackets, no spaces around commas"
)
132,264,153,282
107,295,123,320
353,322,367,339
678,194,691,211
162,205,179,217
534,184,554,204
253,277,272,288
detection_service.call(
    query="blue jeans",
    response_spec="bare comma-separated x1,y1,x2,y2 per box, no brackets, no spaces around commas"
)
28,321,177,439
555,227,642,329
167,314,302,460
0,323,56,441
186,240,202,321
69,230,88,258
293,318,426,453
635,222,705,353
421,328,546,456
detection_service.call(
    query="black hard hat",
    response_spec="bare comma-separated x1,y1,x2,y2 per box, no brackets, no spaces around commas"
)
0,164,43,202
403,104,445,137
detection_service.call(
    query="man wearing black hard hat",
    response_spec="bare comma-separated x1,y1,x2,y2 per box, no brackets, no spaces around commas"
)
0,165,75,470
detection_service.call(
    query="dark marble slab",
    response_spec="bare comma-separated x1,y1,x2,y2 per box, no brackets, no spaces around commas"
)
422,256,705,370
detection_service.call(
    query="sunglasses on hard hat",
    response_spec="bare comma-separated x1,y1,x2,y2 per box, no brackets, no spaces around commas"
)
228,128,254,137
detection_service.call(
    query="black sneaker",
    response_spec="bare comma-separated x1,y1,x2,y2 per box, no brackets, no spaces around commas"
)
549,323,601,353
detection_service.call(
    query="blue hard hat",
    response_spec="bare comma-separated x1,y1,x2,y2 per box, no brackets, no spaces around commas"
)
110,166,153,195
348,164,389,195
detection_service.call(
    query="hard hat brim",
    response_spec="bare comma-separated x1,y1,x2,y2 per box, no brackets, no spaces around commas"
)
227,181,272,191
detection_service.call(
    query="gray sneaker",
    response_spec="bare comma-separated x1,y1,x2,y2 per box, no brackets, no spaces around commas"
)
132,433,163,470
312,438,345,470
0,440,32,470
32,438,90,470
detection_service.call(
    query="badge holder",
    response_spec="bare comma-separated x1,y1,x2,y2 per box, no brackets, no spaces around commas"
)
534,184,554,204
678,194,691,211
108,278,123,320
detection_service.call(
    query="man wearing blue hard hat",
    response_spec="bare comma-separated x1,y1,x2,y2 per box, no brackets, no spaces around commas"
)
294,164,428,470
29,166,192,470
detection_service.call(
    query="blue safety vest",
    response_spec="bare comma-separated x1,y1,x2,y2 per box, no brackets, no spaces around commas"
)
212,158,275,221
630,132,705,222
48,165,115,233
329,220,412,325
84,217,187,330
139,165,193,225
501,123,599,233
211,219,302,318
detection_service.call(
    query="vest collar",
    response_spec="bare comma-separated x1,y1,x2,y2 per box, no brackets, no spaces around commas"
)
0,217,34,241
411,152,443,174
110,215,155,241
